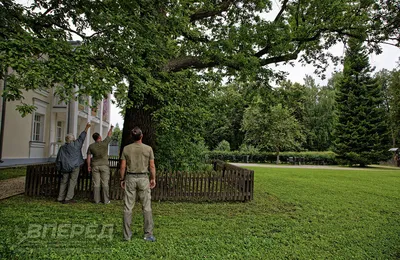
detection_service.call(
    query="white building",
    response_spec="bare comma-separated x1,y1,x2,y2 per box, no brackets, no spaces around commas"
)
0,71,111,167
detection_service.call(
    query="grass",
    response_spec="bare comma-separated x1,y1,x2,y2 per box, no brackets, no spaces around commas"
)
0,167,26,180
1,166,400,259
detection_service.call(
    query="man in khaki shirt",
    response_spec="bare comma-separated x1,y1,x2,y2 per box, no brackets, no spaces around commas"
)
120,127,156,242
87,125,114,204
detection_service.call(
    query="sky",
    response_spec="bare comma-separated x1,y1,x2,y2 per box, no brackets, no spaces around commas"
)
110,102,124,128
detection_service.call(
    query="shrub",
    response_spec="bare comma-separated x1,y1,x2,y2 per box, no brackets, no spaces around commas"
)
239,144,259,153
207,151,338,165
214,140,231,151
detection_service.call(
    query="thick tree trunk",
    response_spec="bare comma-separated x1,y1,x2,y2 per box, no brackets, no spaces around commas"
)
120,82,158,157
276,149,280,164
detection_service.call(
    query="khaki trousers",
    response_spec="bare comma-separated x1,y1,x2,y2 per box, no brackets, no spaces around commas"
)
57,167,80,201
123,174,154,240
92,165,110,203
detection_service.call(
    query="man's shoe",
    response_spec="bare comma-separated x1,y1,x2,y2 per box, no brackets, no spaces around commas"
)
56,199,64,203
104,201,111,204
63,199,77,204
144,236,156,242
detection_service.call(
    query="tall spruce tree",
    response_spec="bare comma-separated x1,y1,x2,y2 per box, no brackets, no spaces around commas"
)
334,37,390,166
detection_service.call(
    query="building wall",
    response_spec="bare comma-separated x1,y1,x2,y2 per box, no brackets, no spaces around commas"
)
2,90,52,160
0,85,112,167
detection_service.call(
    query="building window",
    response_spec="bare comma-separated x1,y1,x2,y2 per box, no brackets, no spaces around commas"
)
34,89,49,97
32,113,45,142
103,98,109,122
56,121,63,142
79,96,88,112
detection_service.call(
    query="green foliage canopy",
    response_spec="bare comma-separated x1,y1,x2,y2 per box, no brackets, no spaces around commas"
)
3,0,399,107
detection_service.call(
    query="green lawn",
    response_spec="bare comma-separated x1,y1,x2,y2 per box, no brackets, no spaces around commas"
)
0,167,26,180
1,167,399,259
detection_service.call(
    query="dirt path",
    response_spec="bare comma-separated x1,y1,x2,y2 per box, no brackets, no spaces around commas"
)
232,163,400,171
0,176,25,200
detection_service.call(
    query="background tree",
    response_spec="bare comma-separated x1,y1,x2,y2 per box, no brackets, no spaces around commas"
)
377,68,400,146
387,69,400,146
334,37,390,166
242,102,304,163
111,123,122,146
302,75,336,151
275,81,307,126
206,83,247,150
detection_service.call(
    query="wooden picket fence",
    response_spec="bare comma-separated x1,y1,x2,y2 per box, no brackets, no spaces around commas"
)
25,159,254,202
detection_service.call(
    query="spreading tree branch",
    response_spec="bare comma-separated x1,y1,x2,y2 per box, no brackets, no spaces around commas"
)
165,46,302,72
255,0,290,58
190,0,235,22
259,50,301,66
274,0,289,22
181,31,210,43
164,56,218,72
53,23,87,39
254,44,272,58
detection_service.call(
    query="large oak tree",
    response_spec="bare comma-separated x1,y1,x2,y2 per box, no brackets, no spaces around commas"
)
1,0,399,166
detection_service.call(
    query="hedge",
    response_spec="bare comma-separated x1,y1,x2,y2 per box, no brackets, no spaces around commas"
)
206,151,338,165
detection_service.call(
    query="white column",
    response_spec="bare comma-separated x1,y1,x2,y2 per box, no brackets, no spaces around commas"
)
83,96,93,158
107,94,111,124
69,98,79,137
48,112,56,157
99,97,104,137
64,110,68,141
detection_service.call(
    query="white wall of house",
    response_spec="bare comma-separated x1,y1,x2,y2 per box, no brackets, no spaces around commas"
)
0,83,112,167
2,98,32,159
1,90,51,160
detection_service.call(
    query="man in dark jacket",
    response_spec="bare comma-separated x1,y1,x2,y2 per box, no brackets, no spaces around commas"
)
56,122,91,204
